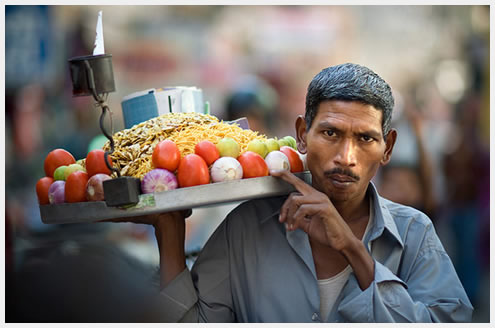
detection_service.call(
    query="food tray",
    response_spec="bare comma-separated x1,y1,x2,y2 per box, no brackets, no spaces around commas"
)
40,171,312,224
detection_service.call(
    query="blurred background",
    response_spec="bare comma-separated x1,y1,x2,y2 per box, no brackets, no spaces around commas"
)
4,5,490,322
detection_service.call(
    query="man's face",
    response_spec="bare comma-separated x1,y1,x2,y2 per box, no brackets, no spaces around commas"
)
297,100,396,203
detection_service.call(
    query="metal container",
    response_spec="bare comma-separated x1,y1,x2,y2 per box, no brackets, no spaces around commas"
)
121,87,204,129
68,54,115,97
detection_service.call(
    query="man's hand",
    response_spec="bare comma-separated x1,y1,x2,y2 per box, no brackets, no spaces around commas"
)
271,170,355,252
271,169,375,289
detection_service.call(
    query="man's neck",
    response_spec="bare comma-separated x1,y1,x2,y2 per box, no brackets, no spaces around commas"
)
310,188,371,279
332,189,370,224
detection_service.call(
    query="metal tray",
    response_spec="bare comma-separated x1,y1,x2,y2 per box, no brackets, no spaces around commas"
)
40,171,312,224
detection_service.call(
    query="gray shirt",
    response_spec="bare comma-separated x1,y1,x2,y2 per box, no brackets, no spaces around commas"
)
159,183,473,322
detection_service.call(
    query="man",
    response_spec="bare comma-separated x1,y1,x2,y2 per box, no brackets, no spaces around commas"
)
119,63,472,322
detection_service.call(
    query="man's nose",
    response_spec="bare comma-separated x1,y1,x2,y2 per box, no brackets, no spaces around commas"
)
334,139,357,167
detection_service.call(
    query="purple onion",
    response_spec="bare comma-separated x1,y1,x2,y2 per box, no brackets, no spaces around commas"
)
48,180,66,204
141,168,178,194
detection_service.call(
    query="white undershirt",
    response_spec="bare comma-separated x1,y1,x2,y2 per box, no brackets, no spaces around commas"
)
317,198,374,321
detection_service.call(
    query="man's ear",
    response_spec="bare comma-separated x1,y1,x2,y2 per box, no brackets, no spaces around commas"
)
381,128,397,165
295,115,308,154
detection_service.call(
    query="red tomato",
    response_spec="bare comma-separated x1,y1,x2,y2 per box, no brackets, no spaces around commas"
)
65,171,89,203
194,140,220,166
36,177,54,205
44,149,76,177
238,151,268,178
152,140,181,171
86,149,113,177
177,154,210,187
280,146,304,173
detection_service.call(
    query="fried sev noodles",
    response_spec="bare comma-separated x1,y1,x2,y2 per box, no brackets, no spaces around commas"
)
103,112,266,178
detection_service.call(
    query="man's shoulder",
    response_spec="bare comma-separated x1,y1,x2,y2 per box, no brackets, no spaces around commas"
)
378,196,433,231
377,195,449,263
226,195,287,226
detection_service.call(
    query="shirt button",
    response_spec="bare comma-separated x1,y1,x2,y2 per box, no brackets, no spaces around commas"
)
312,312,319,321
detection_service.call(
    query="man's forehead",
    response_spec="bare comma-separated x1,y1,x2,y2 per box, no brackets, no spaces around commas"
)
315,100,383,123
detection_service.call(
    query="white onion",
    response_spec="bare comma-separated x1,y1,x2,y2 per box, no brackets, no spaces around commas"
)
210,157,243,182
265,151,290,172
86,173,111,201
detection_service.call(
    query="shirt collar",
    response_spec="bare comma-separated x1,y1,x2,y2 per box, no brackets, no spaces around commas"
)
366,182,404,248
259,182,404,249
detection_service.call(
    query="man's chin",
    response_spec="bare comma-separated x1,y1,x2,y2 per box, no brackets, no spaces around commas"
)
324,183,358,203
328,191,353,203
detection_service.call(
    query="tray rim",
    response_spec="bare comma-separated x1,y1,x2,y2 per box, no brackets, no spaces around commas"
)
40,171,312,224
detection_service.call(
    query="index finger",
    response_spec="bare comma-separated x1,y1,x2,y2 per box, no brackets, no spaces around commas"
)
270,169,313,195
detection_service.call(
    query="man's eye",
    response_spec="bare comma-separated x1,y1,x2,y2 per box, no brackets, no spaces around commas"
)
360,135,374,142
324,130,335,137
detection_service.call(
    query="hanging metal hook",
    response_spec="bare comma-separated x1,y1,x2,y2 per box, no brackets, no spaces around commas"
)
84,59,120,177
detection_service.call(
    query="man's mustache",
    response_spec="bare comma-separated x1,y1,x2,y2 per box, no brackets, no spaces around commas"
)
324,167,360,181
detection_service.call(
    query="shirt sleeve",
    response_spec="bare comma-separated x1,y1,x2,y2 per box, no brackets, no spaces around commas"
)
157,218,235,322
337,223,473,323
158,267,198,322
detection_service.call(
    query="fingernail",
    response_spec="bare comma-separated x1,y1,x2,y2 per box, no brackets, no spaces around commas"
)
285,223,289,230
